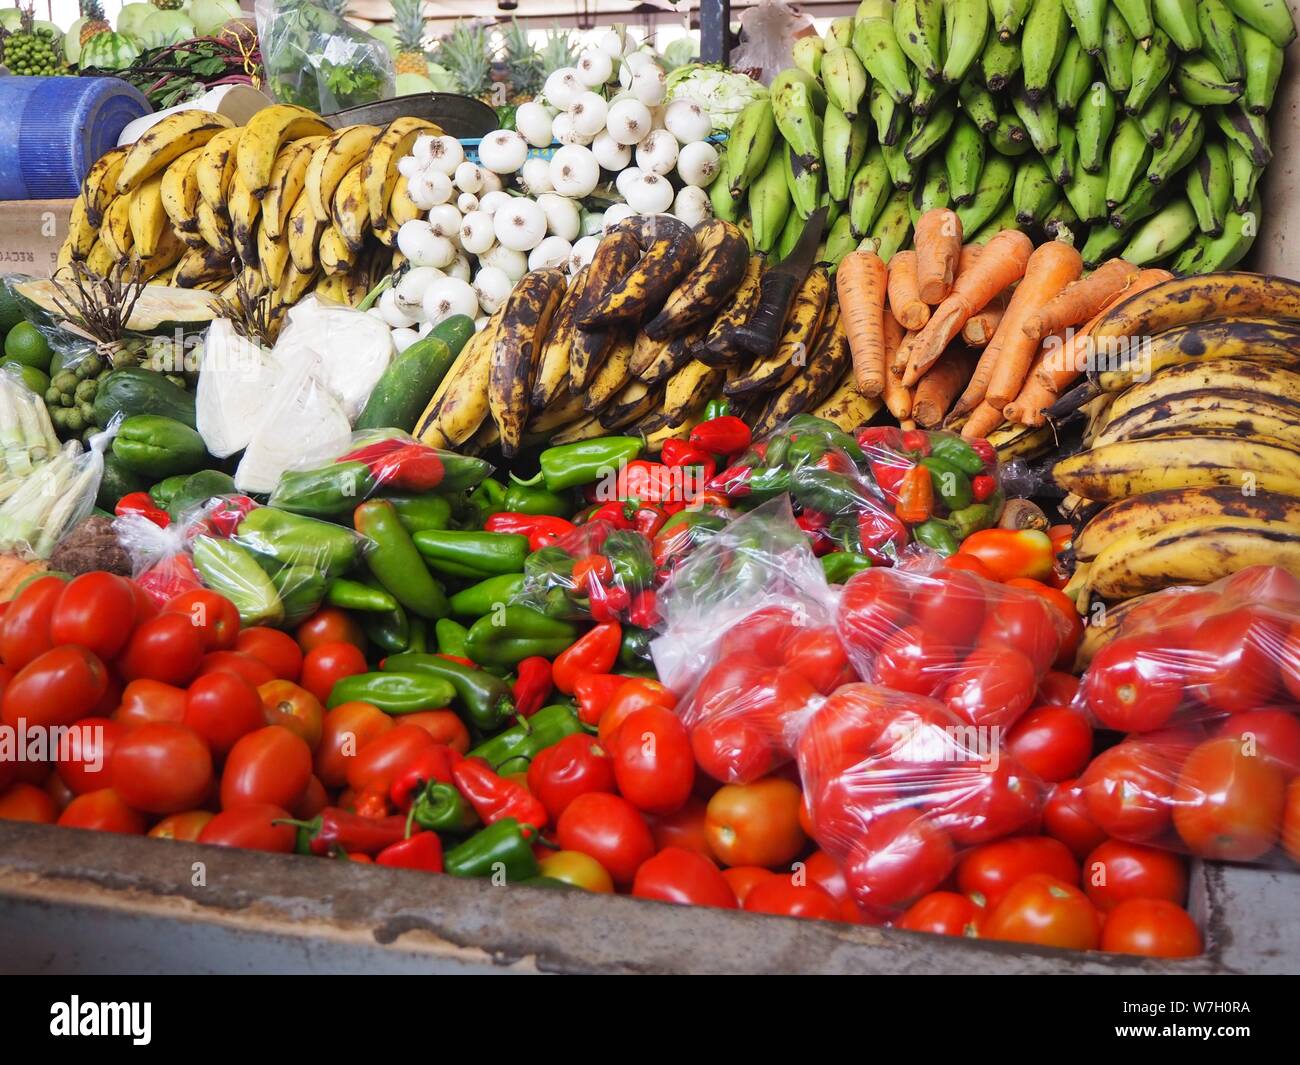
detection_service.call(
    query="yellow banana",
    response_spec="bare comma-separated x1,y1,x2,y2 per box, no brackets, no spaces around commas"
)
133,226,185,280
811,367,884,430
261,137,322,241
317,225,355,276
256,219,290,288
83,145,130,227
172,244,233,288
234,104,332,198
306,125,380,224
331,163,371,253
583,331,637,413
85,239,114,278
387,174,422,228
159,146,206,236
194,127,243,212
100,193,135,261
195,200,235,258
227,171,263,266
116,110,236,196
286,190,325,273
63,193,97,261
362,117,442,231
126,173,168,259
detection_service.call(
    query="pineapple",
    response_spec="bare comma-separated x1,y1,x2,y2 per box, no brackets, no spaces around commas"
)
391,0,427,77
499,18,541,101
79,0,110,46
536,27,578,88
432,20,494,101
150,0,184,10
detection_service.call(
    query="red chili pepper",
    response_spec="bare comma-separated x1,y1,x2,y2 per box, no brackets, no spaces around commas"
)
690,415,751,455
967,438,997,465
512,656,553,718
290,808,410,857
858,506,908,561
366,444,445,493
707,463,752,498
353,780,391,819
971,473,997,502
628,588,660,627
436,653,476,668
375,831,444,873
338,438,406,466
451,758,548,829
795,514,834,555
574,673,637,726
901,428,931,455
816,449,858,476
895,464,935,524
616,460,679,504
588,578,631,622
631,503,669,539
115,491,171,528
868,456,913,501
485,512,577,551
587,501,635,529
389,744,463,810
661,438,711,469
662,500,686,516
552,622,622,694
859,426,904,450
202,496,258,538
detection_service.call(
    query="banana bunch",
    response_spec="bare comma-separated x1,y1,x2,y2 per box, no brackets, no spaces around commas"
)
59,105,442,329
414,216,882,454
1052,272,1300,603
734,0,1293,273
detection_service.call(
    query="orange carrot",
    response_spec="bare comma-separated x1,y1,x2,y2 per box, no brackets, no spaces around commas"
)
956,243,982,277
961,292,1005,346
887,250,930,330
881,311,913,421
891,329,916,376
1021,258,1137,342
983,241,1083,411
837,250,888,397
961,399,1004,440
902,228,1033,386
913,348,975,427
951,343,1001,417
913,208,963,304
1005,350,1062,426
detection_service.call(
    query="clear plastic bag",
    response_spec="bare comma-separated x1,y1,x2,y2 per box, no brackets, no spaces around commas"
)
255,0,395,113
514,519,657,627
113,511,204,608
0,365,63,498
797,683,1046,919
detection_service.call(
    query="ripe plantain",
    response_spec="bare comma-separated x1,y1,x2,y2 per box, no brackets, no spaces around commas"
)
751,303,853,435
725,265,831,395
306,125,381,224
569,223,641,389
696,254,764,366
194,127,243,212
532,266,587,409
83,145,130,228
489,268,567,455
227,171,263,266
287,190,326,273
643,219,750,339
576,215,698,330
582,330,638,414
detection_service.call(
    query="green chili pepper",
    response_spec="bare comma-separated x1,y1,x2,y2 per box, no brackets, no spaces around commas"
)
914,518,960,556
449,573,526,617
444,818,540,880
763,434,791,469
356,500,449,619
498,756,530,776
787,414,844,437
821,551,872,583
361,580,411,654
503,478,571,517
704,398,731,420
413,530,530,579
386,493,452,535
465,477,507,526
604,529,654,589
191,536,283,627
407,616,428,654
326,672,456,714
148,473,188,509
467,704,582,769
326,577,398,613
790,465,869,516
930,435,986,476
410,781,477,833
534,437,643,492
948,501,997,539
435,617,470,658
436,452,494,494
920,456,973,511
236,508,359,578
268,461,376,519
786,433,830,469
465,607,578,667
382,652,515,731
271,564,325,627
746,465,792,499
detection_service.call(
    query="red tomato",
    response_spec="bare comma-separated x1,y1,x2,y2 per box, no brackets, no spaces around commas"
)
1043,778,1108,859
57,788,146,834
195,650,277,688
0,742,17,794
55,716,124,796
113,679,186,728
1,645,108,730
943,553,995,580
1005,579,1083,669
802,849,851,903
197,803,296,852
1037,670,1080,706
183,672,264,756
1282,778,1300,865
149,810,214,841
527,733,616,821
1083,839,1188,912
292,774,328,820
300,641,367,705
690,713,777,785
0,575,62,670
898,891,986,936
221,725,312,811
838,567,913,660
930,754,1044,847
705,777,806,868
236,627,303,682
1080,741,1178,842
49,572,136,660
1189,607,1282,714
648,795,714,858
118,613,205,686
722,865,777,904
782,626,854,693
1213,708,1300,776
610,705,694,815
718,606,801,664
943,646,1037,730
296,608,366,654
344,723,434,794
632,847,736,908
597,678,676,746
1223,564,1300,607
398,710,470,753
842,808,956,917
43,772,73,812
1005,704,1094,783
979,596,1060,674
537,850,614,893
111,722,212,814
258,680,324,751
1083,636,1185,732
556,792,656,886
984,874,1101,950
871,624,955,697
956,836,1079,909
0,781,57,823
1284,623,1300,702
1172,736,1285,861
744,877,841,920
163,589,240,651
912,569,987,650
1101,898,1202,957
315,701,394,788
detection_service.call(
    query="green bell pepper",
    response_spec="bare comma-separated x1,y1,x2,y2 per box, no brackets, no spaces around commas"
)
386,493,452,534
930,434,986,476
191,536,284,627
949,501,998,540
619,626,654,671
534,437,643,492
267,461,374,519
914,518,960,556
449,573,525,616
821,551,872,583
790,465,868,516
604,529,654,589
464,607,577,667
326,672,457,714
382,652,515,731
920,456,973,511
237,508,359,577
435,618,470,658
436,452,494,494
503,477,571,517
466,704,583,769
413,530,530,579
410,781,476,833
704,398,731,420
356,499,449,619
444,818,540,881
326,577,398,613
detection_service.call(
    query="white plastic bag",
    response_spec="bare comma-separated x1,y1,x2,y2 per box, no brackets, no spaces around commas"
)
730,0,815,84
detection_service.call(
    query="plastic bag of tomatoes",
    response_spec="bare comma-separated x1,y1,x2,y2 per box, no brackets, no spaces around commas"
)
836,559,1074,733
796,683,1047,920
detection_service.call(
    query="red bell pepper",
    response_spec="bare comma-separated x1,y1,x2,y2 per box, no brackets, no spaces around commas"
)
201,496,258,538
512,656,553,718
573,672,638,726
573,554,614,592
115,491,170,528
389,744,463,810
451,758,548,829
615,460,679,504
689,415,751,455
585,501,634,529
631,502,669,539
661,438,710,469
588,578,631,623
957,528,1055,582
552,622,621,694
376,831,444,872
895,464,935,524
858,506,908,562
366,444,444,493
485,512,577,551
858,426,904,450
967,437,997,465
353,780,391,819
900,429,931,455
706,463,752,499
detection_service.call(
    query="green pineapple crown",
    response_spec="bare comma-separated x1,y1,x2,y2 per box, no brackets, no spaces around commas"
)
433,20,496,97
391,0,425,52
537,25,577,73
80,0,106,22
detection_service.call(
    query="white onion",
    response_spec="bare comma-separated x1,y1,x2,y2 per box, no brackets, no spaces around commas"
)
472,266,513,314
548,144,600,199
493,197,547,251
515,101,556,148
569,234,600,270
407,169,453,210
417,320,433,337
568,92,609,139
397,155,422,179
424,236,457,269
480,244,528,283
453,161,486,194
458,210,496,254
543,67,584,109
630,64,667,107
622,51,657,73
597,28,628,58
665,99,712,143
426,203,463,240
477,190,513,216
537,192,581,241
378,287,417,328
614,167,644,198
529,235,573,271
576,47,613,87
591,131,632,171
447,253,472,282
396,266,444,314
676,140,721,188
411,135,435,166
397,220,442,267
623,172,674,214
603,202,637,229
422,135,464,175
478,169,504,193
423,277,479,324
520,157,554,195
391,327,420,353
673,185,712,226
478,130,529,174
457,192,479,214
635,129,679,175
551,112,593,146
606,98,653,145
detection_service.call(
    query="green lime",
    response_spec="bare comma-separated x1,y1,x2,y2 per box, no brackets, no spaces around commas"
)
2,359,50,395
4,322,52,371
0,284,24,335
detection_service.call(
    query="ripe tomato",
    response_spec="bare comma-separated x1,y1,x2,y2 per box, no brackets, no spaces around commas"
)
782,626,854,693
690,713,777,785
956,836,1080,909
871,624,955,697
183,672,264,755
1037,670,1080,706
898,892,986,937
842,809,956,917
0,575,62,670
538,850,614,893
300,641,367,705
705,777,806,867
911,570,987,651
744,877,841,921
0,781,57,823
195,650,277,687
236,627,303,682
979,595,1060,674
149,810,214,841
258,680,324,751
44,773,73,812
49,572,136,660
1006,579,1083,669
293,774,328,820
316,701,395,788
528,733,616,822
1100,898,1201,958
632,846,736,908
648,795,714,858
56,716,123,796
597,677,676,746
1282,778,1300,865
1189,607,1282,713
1080,741,1177,841
111,722,213,815
930,754,1044,847
718,606,801,664
609,705,694,815
163,589,240,651
1172,736,1285,861
1083,636,1185,732
1005,704,1094,783
221,725,312,811
722,866,777,904
1213,708,1300,776
57,788,146,834
1083,839,1187,912
1284,623,1300,702
118,613,205,686
1,645,108,730
838,568,914,660
1043,779,1108,859
556,792,656,886
802,849,850,902
983,874,1101,951
197,803,296,852
113,679,187,728
943,553,995,580
296,608,366,654
398,710,470,752
344,723,434,794
943,646,1037,730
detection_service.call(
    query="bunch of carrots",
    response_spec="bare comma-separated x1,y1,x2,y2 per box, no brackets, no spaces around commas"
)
837,210,1173,437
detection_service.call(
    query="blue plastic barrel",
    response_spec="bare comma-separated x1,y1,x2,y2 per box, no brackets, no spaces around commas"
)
0,76,150,200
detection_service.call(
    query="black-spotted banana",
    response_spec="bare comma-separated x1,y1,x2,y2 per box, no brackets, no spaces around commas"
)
597,379,663,431
810,366,884,430
1101,5,1135,92
727,98,777,199
1022,0,1070,102
360,116,442,230
1173,55,1244,106
228,172,262,266
126,174,167,259
577,216,696,330
853,0,915,104
1185,141,1231,235
1241,22,1284,114
893,0,943,81
172,244,232,289
824,104,870,203
822,47,868,119
1147,103,1204,185
532,266,587,409
725,265,830,395
82,145,130,227
770,68,824,174
1171,190,1261,272
569,224,640,387
1107,355,1300,421
159,146,205,236
194,127,241,213
489,268,566,455
942,0,989,84
1212,104,1271,166
331,164,370,253
262,138,320,242
286,190,326,274
955,153,1014,233
1124,28,1172,114
644,220,749,339
1094,386,1300,450
116,110,236,196
306,125,380,224
318,225,356,276
61,194,97,263
100,193,135,261
752,302,853,435
388,174,422,228
633,326,703,386
582,330,637,413
195,200,235,258
697,254,763,365
257,218,290,288
1076,82,1116,173
418,309,503,447
660,358,725,427
1105,118,1152,207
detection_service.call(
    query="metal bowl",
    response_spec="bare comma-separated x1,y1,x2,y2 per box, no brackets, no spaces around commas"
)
326,93,499,138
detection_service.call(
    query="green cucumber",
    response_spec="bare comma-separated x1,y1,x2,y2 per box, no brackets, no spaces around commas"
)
93,367,195,429
354,315,475,432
